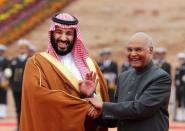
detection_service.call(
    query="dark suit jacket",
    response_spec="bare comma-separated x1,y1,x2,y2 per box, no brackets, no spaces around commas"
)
0,57,10,104
98,60,118,78
161,62,171,77
10,57,28,92
102,62,171,131
98,60,118,102
175,63,185,107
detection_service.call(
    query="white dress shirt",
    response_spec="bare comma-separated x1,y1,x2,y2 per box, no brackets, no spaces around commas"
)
60,53,82,80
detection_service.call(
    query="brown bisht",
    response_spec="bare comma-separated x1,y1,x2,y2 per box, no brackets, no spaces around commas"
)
20,53,109,131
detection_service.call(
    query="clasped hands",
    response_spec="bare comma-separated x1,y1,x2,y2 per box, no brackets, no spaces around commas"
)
79,71,103,119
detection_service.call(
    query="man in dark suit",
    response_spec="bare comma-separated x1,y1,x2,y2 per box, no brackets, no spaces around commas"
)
0,45,10,118
97,48,118,102
9,39,30,130
153,48,171,77
175,52,185,121
85,32,171,131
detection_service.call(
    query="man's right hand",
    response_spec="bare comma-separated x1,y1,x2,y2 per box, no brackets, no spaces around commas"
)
79,72,98,97
87,106,101,119
86,97,103,118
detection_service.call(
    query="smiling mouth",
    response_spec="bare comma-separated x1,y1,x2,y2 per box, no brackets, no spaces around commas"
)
131,60,140,63
130,59,142,63
58,42,68,49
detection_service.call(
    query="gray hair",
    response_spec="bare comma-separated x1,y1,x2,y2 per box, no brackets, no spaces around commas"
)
145,34,153,47
131,32,153,47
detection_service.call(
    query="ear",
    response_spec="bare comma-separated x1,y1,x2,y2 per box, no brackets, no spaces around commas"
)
149,47,153,54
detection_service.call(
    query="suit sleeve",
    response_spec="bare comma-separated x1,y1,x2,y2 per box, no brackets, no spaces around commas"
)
102,74,171,120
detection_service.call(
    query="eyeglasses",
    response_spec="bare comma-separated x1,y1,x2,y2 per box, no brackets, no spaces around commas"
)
126,47,151,53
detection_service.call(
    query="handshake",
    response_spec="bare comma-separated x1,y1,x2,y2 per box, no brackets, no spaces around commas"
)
79,71,104,119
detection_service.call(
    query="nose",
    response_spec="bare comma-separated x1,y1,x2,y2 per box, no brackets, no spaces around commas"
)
60,33,67,41
129,50,137,56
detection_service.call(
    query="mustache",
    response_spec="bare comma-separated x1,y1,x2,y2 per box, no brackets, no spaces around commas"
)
56,39,69,43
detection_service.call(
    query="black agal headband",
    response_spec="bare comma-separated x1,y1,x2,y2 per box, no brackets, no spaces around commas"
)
52,13,79,25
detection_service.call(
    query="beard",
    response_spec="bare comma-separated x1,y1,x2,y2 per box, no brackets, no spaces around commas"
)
50,32,75,56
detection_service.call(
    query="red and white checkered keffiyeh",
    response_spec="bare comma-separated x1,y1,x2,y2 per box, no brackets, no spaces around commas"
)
47,13,90,79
